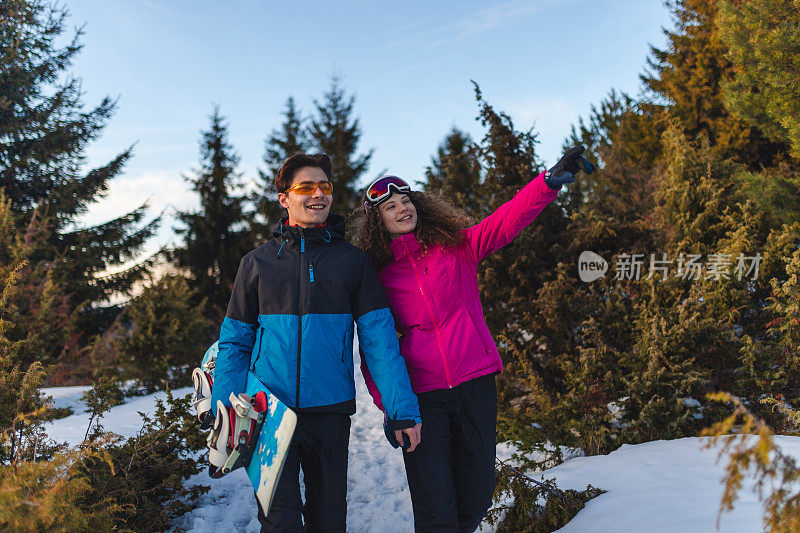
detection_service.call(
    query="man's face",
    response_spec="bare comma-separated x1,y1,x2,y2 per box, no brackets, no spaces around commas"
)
277,166,332,228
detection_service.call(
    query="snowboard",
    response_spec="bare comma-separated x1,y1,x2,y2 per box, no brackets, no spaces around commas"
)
201,342,298,515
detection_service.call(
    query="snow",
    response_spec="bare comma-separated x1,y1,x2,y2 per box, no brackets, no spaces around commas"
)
546,436,800,533
41,384,92,414
175,353,415,533
43,357,800,533
45,386,194,447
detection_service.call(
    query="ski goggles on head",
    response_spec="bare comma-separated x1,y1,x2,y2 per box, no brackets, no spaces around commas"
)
284,181,333,195
363,176,411,209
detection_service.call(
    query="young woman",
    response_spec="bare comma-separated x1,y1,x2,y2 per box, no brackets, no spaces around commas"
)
355,147,592,532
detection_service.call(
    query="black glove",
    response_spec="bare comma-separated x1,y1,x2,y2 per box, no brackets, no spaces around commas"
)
383,413,412,450
544,145,596,189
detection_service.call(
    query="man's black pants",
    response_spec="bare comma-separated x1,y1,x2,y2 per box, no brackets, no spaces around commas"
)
256,412,351,532
402,373,497,533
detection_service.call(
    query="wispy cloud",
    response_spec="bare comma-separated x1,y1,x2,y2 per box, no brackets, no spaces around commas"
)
385,0,576,51
132,0,180,17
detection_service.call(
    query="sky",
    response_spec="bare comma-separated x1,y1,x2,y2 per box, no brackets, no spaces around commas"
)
66,0,673,252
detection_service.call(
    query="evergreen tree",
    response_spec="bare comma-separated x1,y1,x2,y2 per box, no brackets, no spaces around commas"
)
308,75,373,216
467,85,567,387
0,191,80,376
703,393,800,532
642,0,786,168
253,96,308,239
0,0,158,333
562,89,662,223
424,127,482,214
0,260,61,466
115,274,210,393
173,106,253,321
717,0,800,158
264,96,308,179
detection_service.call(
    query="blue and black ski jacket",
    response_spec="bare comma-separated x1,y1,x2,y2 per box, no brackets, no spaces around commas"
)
211,214,421,426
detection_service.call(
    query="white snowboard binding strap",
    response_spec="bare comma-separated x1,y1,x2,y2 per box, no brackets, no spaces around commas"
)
206,391,269,478
191,356,216,428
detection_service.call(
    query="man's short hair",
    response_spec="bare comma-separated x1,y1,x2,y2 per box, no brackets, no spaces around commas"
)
276,153,332,193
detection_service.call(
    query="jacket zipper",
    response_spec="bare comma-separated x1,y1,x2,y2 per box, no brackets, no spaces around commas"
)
402,239,453,388
296,234,305,408
307,262,315,307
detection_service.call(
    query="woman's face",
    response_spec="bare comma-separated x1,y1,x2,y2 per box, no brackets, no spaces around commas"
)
378,193,417,239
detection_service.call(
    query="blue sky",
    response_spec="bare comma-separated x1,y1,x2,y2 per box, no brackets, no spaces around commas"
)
68,0,672,250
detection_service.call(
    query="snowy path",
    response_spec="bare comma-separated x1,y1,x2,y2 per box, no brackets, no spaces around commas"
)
43,356,418,532
43,355,800,532
175,354,415,532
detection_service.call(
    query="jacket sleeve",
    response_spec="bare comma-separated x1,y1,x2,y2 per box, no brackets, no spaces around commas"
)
352,257,421,424
210,255,259,416
359,346,384,411
464,171,559,263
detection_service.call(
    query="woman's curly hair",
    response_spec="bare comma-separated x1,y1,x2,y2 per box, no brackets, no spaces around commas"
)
353,190,475,271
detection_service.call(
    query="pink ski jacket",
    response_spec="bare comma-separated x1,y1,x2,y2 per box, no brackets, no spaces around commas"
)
362,172,559,409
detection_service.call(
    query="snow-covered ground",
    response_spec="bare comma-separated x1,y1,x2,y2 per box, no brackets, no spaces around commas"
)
44,385,195,447
173,360,415,533
44,358,800,533
541,436,799,532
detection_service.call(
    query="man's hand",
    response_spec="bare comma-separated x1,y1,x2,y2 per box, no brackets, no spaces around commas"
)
395,423,422,452
544,145,596,189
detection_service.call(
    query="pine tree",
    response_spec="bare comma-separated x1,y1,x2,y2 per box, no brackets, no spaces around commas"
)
73,388,208,530
173,106,253,321
0,191,80,376
703,393,800,532
308,75,373,216
264,96,308,180
253,96,308,239
115,274,210,393
642,0,786,169
0,260,61,466
468,84,566,386
424,127,482,214
0,0,158,334
717,0,800,159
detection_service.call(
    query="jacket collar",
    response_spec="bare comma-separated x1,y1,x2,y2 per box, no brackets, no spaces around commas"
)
389,232,420,261
272,213,345,243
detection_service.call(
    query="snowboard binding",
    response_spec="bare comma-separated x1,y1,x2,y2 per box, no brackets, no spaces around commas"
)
206,391,270,478
192,349,270,478
191,341,298,515
191,357,216,429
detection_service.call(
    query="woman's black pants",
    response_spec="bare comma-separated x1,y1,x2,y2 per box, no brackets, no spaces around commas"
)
402,372,497,533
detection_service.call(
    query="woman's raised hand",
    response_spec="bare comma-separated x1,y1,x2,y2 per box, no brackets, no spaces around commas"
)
544,145,596,189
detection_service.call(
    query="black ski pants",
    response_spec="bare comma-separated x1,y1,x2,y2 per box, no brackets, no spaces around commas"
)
402,372,497,533
256,412,350,532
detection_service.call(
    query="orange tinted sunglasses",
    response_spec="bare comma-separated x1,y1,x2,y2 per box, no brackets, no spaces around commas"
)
284,181,333,195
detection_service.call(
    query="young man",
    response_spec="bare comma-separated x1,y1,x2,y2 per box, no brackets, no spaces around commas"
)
211,153,421,532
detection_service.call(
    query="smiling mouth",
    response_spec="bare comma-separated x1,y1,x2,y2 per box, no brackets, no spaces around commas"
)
398,215,412,222
307,205,327,210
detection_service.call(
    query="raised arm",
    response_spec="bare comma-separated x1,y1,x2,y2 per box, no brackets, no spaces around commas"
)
210,255,259,416
463,171,558,262
464,146,594,262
